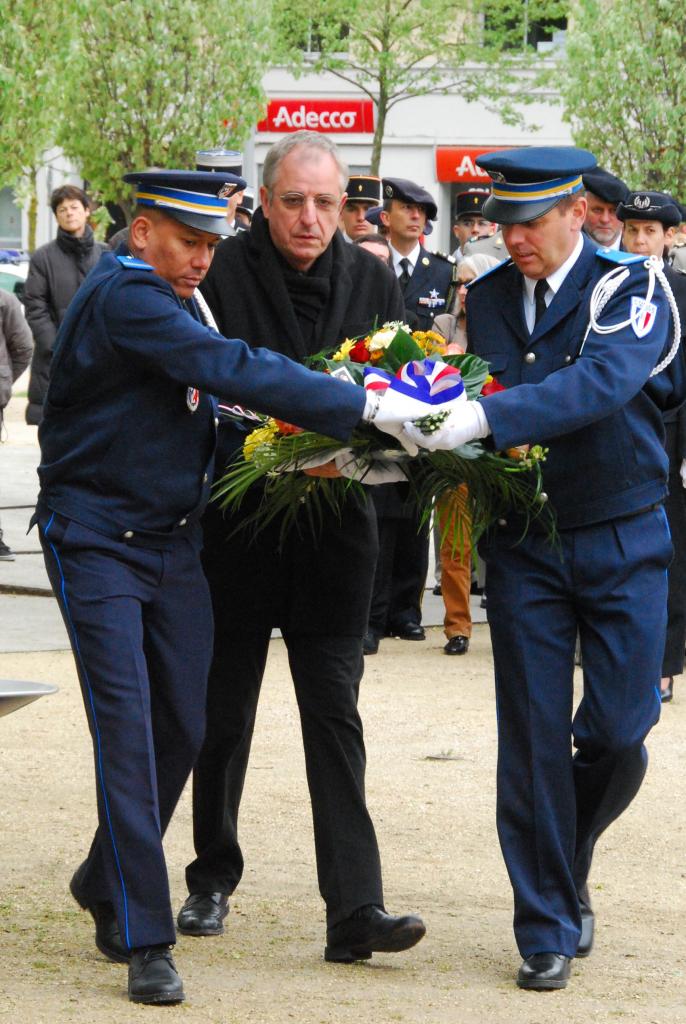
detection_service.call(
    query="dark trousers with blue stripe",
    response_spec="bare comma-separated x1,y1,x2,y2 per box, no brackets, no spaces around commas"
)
39,512,213,949
480,507,671,958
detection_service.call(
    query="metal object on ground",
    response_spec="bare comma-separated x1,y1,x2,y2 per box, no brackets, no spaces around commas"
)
0,680,58,718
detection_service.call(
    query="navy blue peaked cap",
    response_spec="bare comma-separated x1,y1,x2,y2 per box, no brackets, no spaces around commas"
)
616,191,682,228
476,147,597,224
124,169,247,235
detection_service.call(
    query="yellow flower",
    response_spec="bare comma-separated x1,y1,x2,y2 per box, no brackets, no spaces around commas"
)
333,338,356,361
412,330,447,355
243,420,279,461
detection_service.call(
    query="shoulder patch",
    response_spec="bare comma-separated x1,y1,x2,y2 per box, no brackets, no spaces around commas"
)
466,258,513,288
115,254,154,271
595,248,644,265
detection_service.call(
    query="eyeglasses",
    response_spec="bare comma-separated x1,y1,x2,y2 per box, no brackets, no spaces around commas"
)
278,192,341,212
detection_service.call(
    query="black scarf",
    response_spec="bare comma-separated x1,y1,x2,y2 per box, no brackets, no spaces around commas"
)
246,209,334,357
56,225,96,276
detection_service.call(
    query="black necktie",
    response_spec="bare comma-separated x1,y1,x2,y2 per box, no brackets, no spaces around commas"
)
534,278,549,326
398,257,411,291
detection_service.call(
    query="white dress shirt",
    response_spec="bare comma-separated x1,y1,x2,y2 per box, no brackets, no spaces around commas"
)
522,234,584,333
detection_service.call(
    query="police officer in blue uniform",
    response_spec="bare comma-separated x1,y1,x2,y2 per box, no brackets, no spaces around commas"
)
381,177,454,330
33,169,421,1005
404,147,683,990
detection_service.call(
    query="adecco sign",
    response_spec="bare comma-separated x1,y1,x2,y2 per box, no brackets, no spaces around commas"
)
435,146,508,183
257,99,375,134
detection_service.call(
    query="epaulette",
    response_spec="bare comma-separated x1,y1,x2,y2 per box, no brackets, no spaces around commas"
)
673,240,686,248
466,258,513,288
116,254,154,271
433,251,456,264
595,248,644,265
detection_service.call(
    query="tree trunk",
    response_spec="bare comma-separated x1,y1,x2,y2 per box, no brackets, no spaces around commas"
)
27,168,38,253
370,95,388,176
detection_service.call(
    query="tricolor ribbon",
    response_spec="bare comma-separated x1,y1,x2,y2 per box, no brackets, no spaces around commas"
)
364,358,465,406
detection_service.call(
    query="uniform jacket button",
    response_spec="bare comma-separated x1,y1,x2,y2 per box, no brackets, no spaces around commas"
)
564,354,572,363
123,530,134,539
178,517,187,526
203,473,209,483
524,351,536,364
497,518,508,526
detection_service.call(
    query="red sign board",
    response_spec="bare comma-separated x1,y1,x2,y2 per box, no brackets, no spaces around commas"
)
435,146,508,183
257,98,375,134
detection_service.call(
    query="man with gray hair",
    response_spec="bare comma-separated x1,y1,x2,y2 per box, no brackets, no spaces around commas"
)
177,131,426,963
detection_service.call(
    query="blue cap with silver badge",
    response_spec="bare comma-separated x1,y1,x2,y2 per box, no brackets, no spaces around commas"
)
476,147,597,225
123,169,247,236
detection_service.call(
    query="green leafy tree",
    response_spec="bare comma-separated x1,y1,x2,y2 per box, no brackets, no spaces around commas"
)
273,0,567,174
558,0,686,194
61,0,272,221
0,1,71,249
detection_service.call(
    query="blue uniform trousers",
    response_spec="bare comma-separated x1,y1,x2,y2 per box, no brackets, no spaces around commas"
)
480,507,671,958
39,511,213,949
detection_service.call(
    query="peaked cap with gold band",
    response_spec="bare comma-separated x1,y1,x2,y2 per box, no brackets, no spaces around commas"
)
345,175,382,205
476,147,597,225
123,169,247,235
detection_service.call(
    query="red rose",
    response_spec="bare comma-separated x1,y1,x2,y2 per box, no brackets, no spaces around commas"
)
481,376,506,396
349,342,371,363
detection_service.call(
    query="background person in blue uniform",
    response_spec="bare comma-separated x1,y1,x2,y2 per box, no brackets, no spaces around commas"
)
616,189,686,703
33,169,421,1005
404,147,682,991
381,177,454,330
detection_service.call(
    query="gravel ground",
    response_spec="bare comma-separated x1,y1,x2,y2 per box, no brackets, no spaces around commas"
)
1,629,685,1023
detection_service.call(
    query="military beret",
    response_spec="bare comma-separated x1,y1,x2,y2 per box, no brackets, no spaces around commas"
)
582,167,629,205
616,191,682,228
455,188,491,220
345,175,382,205
476,146,597,224
364,203,432,234
123,169,246,235
382,177,438,221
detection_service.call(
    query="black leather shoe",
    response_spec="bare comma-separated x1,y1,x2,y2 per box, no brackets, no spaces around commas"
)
388,623,425,641
69,865,130,963
576,885,595,957
661,677,674,703
325,904,426,963
517,952,571,990
128,945,184,1004
363,631,380,655
432,584,442,596
177,892,229,936
444,635,469,655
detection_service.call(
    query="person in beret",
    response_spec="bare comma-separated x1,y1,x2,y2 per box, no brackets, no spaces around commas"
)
402,146,684,991
339,174,383,241
582,166,629,250
33,167,426,1005
618,189,686,704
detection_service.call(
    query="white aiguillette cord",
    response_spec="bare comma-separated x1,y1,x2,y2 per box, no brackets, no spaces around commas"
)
192,288,262,424
579,255,681,377
194,289,219,331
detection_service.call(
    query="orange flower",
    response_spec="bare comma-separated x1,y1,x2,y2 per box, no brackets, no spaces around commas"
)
274,419,303,436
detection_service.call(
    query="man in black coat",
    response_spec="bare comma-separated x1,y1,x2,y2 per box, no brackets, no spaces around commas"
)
177,131,426,963
23,185,108,424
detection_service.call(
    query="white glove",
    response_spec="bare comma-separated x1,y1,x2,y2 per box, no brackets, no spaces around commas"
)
681,458,686,489
334,449,408,485
362,389,422,456
403,402,491,452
